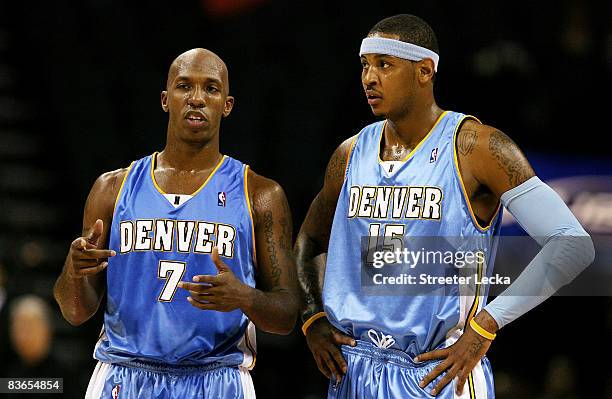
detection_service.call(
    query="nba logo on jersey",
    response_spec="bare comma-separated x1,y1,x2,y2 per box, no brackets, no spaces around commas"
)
429,147,438,163
111,384,120,399
218,191,226,207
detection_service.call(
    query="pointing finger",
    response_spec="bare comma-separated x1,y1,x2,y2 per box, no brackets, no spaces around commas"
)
81,249,116,259
178,281,215,293
192,275,217,284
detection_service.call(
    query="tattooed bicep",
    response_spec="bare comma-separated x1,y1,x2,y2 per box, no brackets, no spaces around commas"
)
487,129,535,189
322,135,357,201
251,176,295,291
324,142,349,185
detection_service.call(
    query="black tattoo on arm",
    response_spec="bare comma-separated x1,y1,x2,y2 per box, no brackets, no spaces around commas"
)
263,210,281,288
295,138,353,320
457,129,478,156
325,144,347,183
296,234,325,313
295,189,338,319
488,130,533,187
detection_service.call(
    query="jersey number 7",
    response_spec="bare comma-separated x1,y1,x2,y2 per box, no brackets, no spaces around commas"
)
157,260,186,302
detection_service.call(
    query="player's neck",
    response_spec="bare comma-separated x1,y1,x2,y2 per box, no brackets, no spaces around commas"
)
385,103,444,148
159,139,222,172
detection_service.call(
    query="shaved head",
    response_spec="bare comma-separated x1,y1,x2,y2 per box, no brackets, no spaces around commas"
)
166,48,230,94
161,47,235,144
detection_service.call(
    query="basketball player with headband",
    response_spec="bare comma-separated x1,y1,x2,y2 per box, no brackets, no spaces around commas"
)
296,14,594,398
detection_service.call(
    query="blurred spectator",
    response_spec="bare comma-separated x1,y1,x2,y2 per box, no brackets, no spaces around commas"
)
560,0,592,59
8,295,55,376
20,241,46,269
539,355,578,399
6,295,76,398
494,370,533,399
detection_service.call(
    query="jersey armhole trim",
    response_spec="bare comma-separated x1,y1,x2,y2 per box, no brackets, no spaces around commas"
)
344,134,359,179
244,165,257,268
113,161,135,214
452,115,501,232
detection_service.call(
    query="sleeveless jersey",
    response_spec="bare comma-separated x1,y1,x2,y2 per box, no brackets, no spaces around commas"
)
94,153,257,369
324,111,502,357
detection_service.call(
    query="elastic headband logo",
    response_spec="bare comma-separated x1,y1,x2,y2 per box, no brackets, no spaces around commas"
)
359,37,439,72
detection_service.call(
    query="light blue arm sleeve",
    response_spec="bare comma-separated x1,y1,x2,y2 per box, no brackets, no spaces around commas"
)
483,176,595,329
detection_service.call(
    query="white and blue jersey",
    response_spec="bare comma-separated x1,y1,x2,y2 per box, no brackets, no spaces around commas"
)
86,153,255,399
324,111,501,398
96,152,256,368
87,153,257,398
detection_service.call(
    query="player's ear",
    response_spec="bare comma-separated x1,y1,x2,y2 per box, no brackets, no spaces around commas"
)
222,95,234,118
417,59,435,85
161,91,169,112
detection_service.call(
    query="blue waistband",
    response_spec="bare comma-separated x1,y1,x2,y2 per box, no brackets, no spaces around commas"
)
119,360,235,375
341,340,438,369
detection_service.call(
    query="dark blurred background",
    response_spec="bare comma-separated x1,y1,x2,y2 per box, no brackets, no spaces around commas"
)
1,0,611,398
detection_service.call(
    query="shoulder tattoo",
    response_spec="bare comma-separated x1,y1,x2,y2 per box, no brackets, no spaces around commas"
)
488,130,532,186
457,129,478,156
325,146,347,183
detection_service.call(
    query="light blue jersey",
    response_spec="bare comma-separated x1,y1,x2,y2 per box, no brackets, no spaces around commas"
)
94,153,256,370
324,111,502,357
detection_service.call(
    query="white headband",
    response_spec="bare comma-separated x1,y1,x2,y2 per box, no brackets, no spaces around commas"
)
359,37,439,72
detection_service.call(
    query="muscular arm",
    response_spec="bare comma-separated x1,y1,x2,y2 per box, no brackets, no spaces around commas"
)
53,169,126,326
238,171,298,334
417,123,577,395
295,136,356,320
456,121,594,331
457,122,536,332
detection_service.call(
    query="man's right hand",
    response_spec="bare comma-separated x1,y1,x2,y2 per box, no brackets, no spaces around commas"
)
66,219,116,278
305,316,356,382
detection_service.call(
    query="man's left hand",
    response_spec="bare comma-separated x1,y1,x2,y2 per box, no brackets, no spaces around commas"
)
178,246,252,312
415,312,497,396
